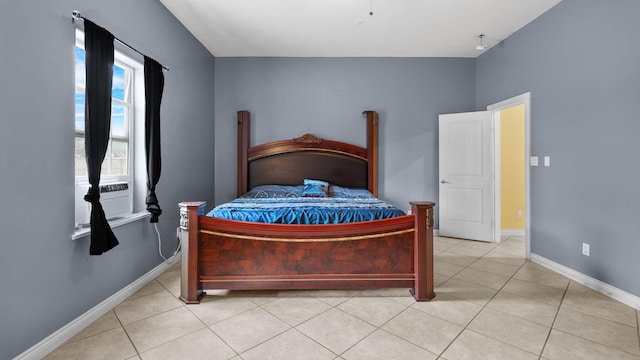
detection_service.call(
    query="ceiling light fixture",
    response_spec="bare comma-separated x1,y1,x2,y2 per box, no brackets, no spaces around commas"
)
476,34,487,50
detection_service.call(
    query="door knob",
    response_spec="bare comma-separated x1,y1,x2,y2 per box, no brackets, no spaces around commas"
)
441,180,451,184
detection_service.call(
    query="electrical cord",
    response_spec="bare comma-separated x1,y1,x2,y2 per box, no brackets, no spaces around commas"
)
154,223,181,262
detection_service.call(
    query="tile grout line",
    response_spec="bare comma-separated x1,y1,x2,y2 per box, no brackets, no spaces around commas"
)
212,291,363,358
322,294,413,356
113,309,143,359
110,281,181,358
181,301,242,359
115,284,200,357
508,262,640,358
546,296,640,358
536,277,571,359
121,278,231,358
330,306,381,358
342,302,437,357
193,296,277,357
254,285,431,357
436,245,532,358
253,296,339,357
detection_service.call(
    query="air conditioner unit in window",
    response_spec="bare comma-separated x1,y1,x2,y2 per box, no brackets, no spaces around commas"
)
75,182,132,227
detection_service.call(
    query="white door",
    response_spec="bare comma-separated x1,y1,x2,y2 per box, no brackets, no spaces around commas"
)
439,111,494,242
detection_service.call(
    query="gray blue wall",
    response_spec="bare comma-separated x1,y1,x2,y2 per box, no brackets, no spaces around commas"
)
214,57,476,214
476,0,640,295
0,0,215,358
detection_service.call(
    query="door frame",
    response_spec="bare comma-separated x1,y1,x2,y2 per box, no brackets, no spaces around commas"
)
487,92,531,259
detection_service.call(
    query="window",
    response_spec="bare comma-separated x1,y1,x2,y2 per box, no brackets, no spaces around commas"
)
74,29,144,230
75,32,134,182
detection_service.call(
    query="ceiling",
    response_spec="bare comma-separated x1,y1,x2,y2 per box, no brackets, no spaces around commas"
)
159,0,562,58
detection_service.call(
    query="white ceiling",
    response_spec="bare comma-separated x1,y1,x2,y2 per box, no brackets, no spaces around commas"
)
159,0,562,58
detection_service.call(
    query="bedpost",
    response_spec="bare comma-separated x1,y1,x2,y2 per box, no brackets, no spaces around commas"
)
410,201,436,301
178,201,206,304
363,110,378,197
237,111,250,197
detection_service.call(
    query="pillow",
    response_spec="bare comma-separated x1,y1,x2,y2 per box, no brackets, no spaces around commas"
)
304,179,329,188
302,179,329,197
330,185,373,199
242,185,301,199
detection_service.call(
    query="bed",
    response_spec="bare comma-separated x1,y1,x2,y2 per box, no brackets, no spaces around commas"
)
178,110,435,303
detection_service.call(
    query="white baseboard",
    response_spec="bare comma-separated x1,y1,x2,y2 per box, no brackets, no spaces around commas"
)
15,254,180,360
531,253,640,311
501,230,525,237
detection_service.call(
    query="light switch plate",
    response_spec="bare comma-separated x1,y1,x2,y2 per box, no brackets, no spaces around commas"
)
544,156,550,167
530,156,539,166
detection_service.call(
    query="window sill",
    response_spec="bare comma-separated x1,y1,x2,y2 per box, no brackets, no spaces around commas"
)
72,211,151,241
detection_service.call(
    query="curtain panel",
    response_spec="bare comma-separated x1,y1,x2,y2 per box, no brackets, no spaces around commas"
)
83,20,119,255
144,56,164,223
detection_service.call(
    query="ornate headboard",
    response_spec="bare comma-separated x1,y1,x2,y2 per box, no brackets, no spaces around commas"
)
236,110,379,197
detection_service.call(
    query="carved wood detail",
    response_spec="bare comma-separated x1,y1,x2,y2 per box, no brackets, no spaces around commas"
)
426,207,434,230
293,133,323,144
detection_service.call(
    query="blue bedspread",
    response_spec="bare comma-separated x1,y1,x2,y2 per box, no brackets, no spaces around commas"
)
207,185,405,224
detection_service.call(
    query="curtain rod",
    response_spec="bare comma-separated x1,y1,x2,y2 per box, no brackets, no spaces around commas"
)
72,10,170,71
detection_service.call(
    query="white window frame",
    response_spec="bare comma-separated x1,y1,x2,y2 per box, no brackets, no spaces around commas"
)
73,29,149,238
74,29,135,186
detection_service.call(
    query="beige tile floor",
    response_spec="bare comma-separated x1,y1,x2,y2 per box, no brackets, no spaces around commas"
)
45,236,640,360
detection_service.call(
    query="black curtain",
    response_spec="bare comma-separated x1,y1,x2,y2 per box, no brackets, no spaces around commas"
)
83,20,119,255
144,57,164,223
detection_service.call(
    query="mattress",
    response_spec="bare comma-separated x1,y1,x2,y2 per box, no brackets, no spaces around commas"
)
207,184,405,224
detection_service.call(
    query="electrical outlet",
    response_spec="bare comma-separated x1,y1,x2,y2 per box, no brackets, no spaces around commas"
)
582,243,590,256
517,210,523,218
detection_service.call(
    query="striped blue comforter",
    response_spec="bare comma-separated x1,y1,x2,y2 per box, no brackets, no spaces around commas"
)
207,185,405,224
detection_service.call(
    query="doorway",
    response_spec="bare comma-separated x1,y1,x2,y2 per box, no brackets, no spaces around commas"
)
488,93,531,259
437,93,530,257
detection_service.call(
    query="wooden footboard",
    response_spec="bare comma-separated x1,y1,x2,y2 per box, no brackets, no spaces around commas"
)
178,201,435,303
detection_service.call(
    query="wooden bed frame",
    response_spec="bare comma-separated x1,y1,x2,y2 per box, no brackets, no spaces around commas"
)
178,110,435,303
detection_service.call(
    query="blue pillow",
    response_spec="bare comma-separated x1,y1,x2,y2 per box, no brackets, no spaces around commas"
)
302,179,329,197
304,179,329,187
